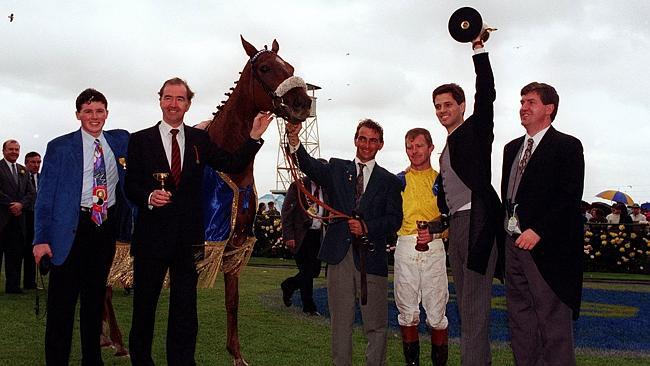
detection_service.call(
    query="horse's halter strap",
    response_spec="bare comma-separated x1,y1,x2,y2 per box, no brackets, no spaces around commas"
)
248,48,306,115
249,48,284,109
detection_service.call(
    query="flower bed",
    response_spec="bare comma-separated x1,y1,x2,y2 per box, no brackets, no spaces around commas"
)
253,211,290,258
583,223,649,274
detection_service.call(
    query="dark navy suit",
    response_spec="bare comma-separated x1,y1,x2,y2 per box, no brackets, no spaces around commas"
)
0,159,35,292
125,122,262,366
294,144,402,365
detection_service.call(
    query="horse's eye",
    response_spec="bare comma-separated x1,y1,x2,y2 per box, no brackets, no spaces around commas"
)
259,65,271,73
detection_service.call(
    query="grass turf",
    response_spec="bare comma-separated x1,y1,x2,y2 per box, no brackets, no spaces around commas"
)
0,261,649,365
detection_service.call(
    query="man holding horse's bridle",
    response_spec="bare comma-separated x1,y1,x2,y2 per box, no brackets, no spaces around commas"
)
286,119,403,366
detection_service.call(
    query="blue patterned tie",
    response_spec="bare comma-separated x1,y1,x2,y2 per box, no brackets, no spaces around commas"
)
91,139,108,225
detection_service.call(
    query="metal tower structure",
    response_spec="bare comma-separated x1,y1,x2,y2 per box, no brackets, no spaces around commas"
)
273,83,321,194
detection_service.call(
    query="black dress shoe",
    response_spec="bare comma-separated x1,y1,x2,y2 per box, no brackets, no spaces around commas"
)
303,310,321,317
280,281,292,307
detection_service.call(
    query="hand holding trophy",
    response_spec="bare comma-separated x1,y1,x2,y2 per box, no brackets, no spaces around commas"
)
152,172,170,191
448,7,496,49
150,172,172,207
415,220,430,252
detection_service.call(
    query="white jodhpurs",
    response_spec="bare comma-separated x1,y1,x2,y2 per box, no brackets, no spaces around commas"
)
394,234,449,329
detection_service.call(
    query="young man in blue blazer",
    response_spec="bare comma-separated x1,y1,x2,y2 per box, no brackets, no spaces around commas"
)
33,88,129,365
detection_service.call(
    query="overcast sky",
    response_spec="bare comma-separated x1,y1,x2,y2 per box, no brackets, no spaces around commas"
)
2,0,649,204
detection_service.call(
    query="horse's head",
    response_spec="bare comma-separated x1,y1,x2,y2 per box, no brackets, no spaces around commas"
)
241,36,311,124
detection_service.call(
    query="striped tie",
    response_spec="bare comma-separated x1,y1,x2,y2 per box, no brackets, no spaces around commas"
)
170,129,181,187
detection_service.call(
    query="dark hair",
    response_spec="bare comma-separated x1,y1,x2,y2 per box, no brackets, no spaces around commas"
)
432,83,465,105
75,88,108,112
2,139,18,150
521,82,559,121
354,118,384,142
24,151,40,161
405,128,432,146
158,77,195,101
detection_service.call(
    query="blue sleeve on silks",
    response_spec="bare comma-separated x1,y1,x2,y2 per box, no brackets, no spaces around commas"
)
203,166,234,242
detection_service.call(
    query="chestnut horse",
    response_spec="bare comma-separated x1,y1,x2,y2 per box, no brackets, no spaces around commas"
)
203,36,311,365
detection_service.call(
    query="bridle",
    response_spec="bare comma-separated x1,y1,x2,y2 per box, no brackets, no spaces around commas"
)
249,47,289,117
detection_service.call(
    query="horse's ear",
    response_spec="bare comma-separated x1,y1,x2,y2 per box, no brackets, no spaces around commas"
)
241,35,258,58
271,39,279,53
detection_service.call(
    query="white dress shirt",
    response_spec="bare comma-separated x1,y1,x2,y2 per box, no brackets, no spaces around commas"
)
80,129,118,208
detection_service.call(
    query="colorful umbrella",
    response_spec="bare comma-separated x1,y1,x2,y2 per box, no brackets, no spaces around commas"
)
595,190,634,205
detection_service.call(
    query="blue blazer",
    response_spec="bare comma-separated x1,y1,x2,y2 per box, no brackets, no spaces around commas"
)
295,145,402,276
33,128,130,265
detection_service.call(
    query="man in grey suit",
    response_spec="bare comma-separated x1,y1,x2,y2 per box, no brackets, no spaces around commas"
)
501,82,584,365
0,139,35,293
286,119,403,366
429,36,502,366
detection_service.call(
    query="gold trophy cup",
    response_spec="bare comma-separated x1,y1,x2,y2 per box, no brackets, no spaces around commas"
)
152,172,170,191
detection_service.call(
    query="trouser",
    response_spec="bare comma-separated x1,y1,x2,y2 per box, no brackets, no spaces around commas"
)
394,234,449,329
129,250,198,366
283,229,322,312
1,217,24,292
45,208,117,366
327,246,388,366
448,210,497,366
23,210,36,289
505,234,576,366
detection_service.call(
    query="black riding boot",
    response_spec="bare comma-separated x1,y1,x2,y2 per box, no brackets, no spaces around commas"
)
431,327,448,366
400,325,420,366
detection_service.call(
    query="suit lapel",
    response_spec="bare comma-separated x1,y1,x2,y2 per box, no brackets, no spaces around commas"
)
69,130,84,187
501,137,523,198
343,161,357,210
516,127,557,199
149,122,172,172
359,164,383,211
0,159,18,191
181,125,198,184
105,130,127,185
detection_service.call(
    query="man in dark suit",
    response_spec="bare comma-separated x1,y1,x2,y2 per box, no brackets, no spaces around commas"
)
286,119,403,366
32,88,129,365
430,37,502,365
22,151,41,289
125,77,273,366
501,82,584,365
0,139,35,294
280,174,325,316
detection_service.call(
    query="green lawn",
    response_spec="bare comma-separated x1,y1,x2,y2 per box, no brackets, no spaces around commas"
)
0,260,648,365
